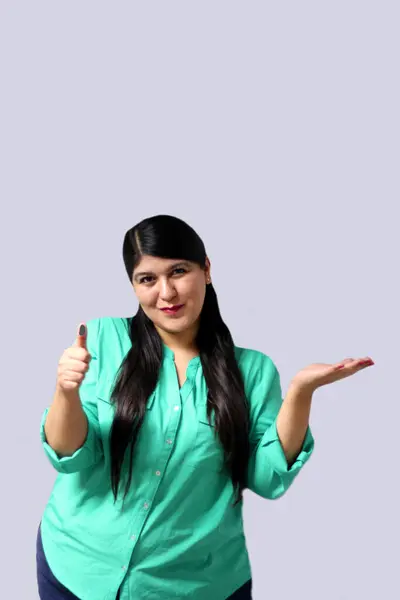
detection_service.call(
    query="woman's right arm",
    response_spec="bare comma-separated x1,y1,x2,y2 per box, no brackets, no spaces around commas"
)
44,386,89,457
40,319,103,473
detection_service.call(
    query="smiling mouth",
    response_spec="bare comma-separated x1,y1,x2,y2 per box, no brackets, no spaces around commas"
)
160,304,184,314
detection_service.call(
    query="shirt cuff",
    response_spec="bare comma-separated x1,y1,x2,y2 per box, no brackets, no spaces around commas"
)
259,418,315,475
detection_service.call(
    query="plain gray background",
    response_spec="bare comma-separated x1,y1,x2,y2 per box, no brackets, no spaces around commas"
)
1,1,398,598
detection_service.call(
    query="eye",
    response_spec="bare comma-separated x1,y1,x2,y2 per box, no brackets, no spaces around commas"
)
139,276,154,284
172,267,187,276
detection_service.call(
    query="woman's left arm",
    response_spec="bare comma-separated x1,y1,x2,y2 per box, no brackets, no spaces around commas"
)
245,351,374,500
276,383,313,468
245,355,315,500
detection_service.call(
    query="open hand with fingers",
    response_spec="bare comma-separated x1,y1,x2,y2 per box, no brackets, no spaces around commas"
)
290,356,375,394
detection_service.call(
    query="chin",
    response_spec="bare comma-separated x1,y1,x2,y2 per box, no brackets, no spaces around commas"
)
161,324,190,335
158,318,194,335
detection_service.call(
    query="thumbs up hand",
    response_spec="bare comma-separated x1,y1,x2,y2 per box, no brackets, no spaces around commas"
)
57,323,92,392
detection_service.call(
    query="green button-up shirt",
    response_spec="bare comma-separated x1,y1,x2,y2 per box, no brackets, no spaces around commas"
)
39,316,314,600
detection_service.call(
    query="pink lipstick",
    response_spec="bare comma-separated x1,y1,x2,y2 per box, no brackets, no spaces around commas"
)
160,304,184,315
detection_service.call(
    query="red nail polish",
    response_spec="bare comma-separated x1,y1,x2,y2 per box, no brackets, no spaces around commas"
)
335,365,345,370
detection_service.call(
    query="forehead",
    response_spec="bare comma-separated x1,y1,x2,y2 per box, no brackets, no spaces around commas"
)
133,255,192,274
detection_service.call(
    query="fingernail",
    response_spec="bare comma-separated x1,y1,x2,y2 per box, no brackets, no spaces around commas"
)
79,324,86,336
335,365,345,370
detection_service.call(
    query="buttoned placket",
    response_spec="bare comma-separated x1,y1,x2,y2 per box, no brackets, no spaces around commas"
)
120,348,200,578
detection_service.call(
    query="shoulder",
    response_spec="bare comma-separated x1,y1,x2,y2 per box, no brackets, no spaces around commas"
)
234,345,280,393
83,317,133,378
234,345,278,375
85,316,131,335
84,316,131,350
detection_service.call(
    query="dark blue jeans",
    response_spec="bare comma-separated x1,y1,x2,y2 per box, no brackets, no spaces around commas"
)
36,524,252,599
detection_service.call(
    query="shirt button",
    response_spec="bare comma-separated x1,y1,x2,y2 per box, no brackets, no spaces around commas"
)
166,439,172,445
144,502,149,509
155,470,161,476
130,534,136,540
174,405,180,411
122,566,126,571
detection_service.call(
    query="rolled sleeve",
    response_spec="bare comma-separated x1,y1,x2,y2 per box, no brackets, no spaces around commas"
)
248,418,315,499
260,418,314,475
244,352,315,499
40,406,102,474
40,318,103,473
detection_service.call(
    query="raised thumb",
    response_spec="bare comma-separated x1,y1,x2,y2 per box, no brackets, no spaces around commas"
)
74,323,87,349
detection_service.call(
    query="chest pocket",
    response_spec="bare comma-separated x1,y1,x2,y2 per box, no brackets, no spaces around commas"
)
95,373,157,462
186,400,225,473
96,373,156,408
95,373,156,441
96,373,117,404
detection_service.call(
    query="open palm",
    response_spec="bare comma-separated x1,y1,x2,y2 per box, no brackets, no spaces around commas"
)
292,357,375,393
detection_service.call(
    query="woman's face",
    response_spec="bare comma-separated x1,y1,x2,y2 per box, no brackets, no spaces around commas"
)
132,255,211,337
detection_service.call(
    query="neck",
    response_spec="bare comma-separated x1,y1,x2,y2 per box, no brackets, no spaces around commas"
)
156,323,199,354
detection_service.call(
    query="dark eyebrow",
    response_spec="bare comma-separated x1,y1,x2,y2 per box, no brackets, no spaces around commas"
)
134,262,191,281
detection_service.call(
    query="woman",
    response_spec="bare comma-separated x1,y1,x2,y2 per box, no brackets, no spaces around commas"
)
37,214,374,600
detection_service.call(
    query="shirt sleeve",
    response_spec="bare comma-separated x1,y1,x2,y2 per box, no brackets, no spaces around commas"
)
39,318,103,474
245,352,315,499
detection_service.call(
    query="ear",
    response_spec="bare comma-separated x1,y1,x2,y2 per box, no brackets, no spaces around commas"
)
205,256,212,284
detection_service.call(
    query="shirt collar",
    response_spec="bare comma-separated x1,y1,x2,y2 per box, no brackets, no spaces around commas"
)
162,342,201,370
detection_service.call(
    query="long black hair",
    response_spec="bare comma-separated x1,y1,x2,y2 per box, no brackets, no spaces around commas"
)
109,215,250,505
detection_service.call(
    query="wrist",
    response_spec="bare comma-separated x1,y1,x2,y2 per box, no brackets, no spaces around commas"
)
287,379,316,401
54,383,81,405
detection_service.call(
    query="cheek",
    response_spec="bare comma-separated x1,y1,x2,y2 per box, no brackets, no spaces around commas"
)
183,282,206,312
136,288,158,308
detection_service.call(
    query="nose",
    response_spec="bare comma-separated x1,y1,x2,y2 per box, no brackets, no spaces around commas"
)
159,277,177,302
